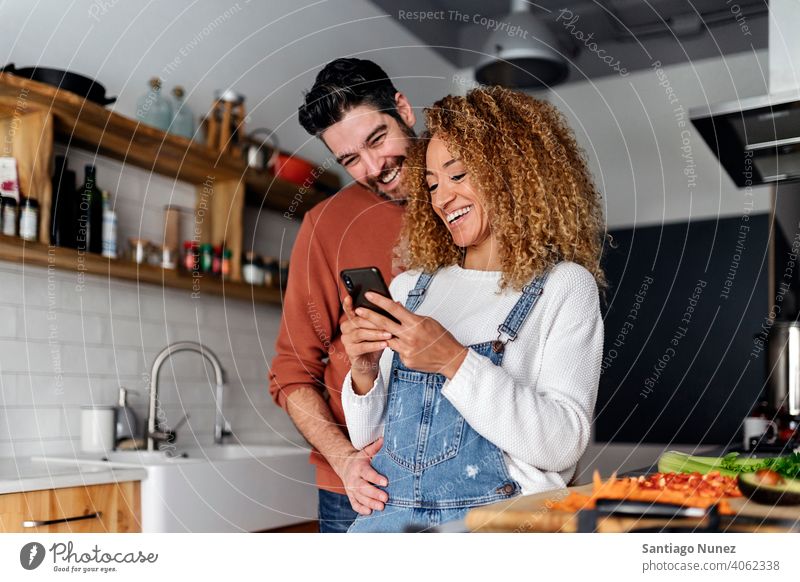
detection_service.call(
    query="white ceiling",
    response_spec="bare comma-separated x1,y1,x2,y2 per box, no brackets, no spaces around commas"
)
369,0,769,81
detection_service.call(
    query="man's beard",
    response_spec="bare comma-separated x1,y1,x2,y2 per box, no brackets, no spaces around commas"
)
360,120,416,203
361,156,406,202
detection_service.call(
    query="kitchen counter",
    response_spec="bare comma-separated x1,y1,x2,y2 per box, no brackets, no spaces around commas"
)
452,444,798,533
0,456,146,495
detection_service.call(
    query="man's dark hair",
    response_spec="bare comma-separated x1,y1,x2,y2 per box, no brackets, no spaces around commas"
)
298,58,401,136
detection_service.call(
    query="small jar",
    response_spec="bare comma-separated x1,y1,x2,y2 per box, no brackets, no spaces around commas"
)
19,197,39,241
147,244,163,266
262,256,278,287
129,238,150,264
183,241,199,272
212,245,222,276
242,252,264,286
200,243,214,273
221,248,232,278
161,245,177,269
1,196,18,237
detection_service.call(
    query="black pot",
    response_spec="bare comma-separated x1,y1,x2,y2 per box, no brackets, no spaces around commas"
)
1,63,116,106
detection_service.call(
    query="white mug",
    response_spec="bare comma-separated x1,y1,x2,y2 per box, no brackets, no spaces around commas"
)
742,416,778,450
81,406,116,453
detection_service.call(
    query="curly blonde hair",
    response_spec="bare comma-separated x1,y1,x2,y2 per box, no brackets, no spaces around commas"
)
399,86,606,291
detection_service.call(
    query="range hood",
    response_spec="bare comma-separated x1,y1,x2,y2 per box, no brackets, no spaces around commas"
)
691,90,800,187
690,0,800,188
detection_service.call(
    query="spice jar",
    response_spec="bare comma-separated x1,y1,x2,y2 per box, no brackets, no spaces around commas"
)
221,248,232,279
212,245,222,276
199,243,214,273
1,196,18,237
147,244,163,266
183,241,199,272
242,252,263,286
129,238,150,264
160,245,177,269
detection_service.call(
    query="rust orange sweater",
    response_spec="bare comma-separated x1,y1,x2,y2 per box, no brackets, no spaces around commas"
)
268,183,404,493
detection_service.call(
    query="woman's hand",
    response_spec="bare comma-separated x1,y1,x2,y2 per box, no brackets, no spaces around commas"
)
341,295,392,394
356,292,468,379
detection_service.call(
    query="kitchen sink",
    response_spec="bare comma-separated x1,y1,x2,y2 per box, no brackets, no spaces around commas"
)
33,444,317,532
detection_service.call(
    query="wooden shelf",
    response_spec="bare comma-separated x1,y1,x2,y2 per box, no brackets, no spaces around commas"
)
0,235,283,305
244,168,329,216
0,73,338,217
0,73,241,185
0,73,340,300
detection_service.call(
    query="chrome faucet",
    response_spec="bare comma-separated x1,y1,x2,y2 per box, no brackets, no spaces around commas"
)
146,341,228,452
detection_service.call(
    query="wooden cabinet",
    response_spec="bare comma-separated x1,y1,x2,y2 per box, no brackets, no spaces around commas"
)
0,481,141,533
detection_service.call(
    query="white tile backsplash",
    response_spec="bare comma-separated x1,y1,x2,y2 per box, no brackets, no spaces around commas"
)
0,306,18,337
0,260,304,454
1,151,305,457
4,408,65,441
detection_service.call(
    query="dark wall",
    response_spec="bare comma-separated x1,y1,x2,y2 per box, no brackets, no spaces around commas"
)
596,214,770,445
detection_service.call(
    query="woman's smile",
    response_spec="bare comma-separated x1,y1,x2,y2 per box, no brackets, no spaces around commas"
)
445,205,473,226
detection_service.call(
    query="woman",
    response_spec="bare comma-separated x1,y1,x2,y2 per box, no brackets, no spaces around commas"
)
340,86,606,532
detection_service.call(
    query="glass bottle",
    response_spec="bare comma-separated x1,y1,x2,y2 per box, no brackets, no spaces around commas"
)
78,165,104,254
19,197,39,241
51,156,76,248
1,196,17,237
171,86,195,139
101,190,118,259
136,77,172,131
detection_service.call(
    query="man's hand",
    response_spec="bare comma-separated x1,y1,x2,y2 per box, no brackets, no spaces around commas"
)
335,437,389,515
285,388,388,516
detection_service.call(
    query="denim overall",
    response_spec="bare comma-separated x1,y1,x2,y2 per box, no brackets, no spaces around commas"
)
348,270,548,532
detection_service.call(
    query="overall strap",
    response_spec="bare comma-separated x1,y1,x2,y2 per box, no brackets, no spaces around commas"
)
404,272,436,313
492,270,550,353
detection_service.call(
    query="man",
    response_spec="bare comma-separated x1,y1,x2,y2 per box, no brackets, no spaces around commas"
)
269,58,416,532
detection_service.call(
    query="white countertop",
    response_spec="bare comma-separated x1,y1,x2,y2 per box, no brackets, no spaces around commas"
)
0,456,146,495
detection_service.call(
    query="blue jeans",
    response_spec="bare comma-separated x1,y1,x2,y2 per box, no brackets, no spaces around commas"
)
318,490,358,533
348,505,468,533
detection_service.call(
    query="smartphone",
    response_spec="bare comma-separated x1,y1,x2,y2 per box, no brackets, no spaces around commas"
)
340,267,401,324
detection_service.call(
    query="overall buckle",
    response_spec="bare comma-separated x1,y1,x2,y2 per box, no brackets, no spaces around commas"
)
492,327,514,353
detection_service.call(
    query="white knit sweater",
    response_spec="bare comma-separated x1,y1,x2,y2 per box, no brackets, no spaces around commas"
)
342,261,603,495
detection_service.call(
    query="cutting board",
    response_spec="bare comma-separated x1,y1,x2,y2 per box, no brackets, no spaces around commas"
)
465,484,800,533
